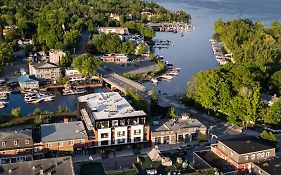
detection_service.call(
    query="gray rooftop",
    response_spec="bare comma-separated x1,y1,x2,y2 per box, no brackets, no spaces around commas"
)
78,92,146,120
151,116,206,132
0,156,75,175
41,121,88,142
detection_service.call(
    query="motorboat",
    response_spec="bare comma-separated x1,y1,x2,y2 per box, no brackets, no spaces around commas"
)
160,74,174,80
150,78,158,84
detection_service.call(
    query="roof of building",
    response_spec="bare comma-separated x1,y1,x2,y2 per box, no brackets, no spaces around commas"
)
31,61,59,69
41,121,88,142
195,150,237,174
0,156,75,175
220,136,274,154
17,75,38,84
78,92,147,121
254,158,281,175
0,129,33,150
151,116,206,132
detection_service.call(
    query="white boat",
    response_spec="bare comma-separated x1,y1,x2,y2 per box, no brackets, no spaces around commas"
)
160,74,174,80
151,78,158,84
75,88,86,94
0,101,9,104
167,71,179,76
0,104,5,109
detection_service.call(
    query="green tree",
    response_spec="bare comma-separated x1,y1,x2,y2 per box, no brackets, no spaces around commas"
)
264,98,281,126
260,130,277,144
150,90,158,115
72,54,100,77
126,89,148,112
198,133,208,143
33,108,42,116
137,43,147,55
11,107,21,118
58,105,64,114
270,70,281,95
167,107,176,119
60,54,72,67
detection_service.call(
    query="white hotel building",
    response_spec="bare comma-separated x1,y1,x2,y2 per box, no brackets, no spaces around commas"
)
77,92,150,149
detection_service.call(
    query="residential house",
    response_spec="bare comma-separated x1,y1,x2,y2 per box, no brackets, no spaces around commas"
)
141,12,158,21
29,62,61,84
49,49,66,66
18,39,33,48
0,129,42,164
101,54,129,63
151,115,207,145
77,92,150,150
40,121,89,153
98,27,129,35
193,135,276,174
17,75,39,90
0,156,75,175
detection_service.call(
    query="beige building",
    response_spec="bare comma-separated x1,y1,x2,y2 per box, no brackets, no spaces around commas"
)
29,62,61,84
98,27,129,35
49,49,66,65
151,115,206,145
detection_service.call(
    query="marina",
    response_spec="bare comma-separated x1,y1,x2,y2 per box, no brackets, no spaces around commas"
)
209,38,234,65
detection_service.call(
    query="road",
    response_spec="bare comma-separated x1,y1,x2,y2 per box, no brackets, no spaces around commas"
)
73,31,91,56
99,68,146,93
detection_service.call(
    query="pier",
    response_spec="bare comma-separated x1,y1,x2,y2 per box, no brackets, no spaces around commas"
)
147,22,194,32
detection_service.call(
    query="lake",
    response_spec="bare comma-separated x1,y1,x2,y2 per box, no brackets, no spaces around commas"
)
1,0,281,116
147,0,281,95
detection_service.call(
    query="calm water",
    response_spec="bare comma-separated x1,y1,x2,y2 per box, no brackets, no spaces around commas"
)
1,0,281,115
0,88,107,116
147,0,281,95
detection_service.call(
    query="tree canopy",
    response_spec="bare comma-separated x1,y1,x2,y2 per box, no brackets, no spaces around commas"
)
72,54,100,77
214,19,281,65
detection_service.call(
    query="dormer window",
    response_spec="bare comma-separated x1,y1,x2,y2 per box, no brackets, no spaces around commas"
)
25,139,30,145
266,152,270,157
14,140,18,146
251,154,255,160
2,142,6,147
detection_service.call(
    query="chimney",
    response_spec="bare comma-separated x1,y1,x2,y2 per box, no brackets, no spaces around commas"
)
39,167,44,175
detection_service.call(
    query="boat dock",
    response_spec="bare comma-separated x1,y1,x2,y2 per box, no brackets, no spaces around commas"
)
147,22,194,32
209,38,233,65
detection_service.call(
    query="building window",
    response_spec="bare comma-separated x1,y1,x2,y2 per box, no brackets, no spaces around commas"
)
2,142,6,147
112,120,118,127
163,136,170,144
117,139,125,144
2,151,6,154
58,142,63,147
155,137,161,144
134,129,141,135
25,139,30,145
69,140,74,145
117,131,125,137
178,135,184,143
14,140,18,146
134,137,141,142
47,143,51,148
261,152,265,157
80,139,85,144
244,155,248,161
101,140,108,146
16,150,19,154
101,133,109,139
251,154,255,160
266,152,270,157
242,165,245,170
